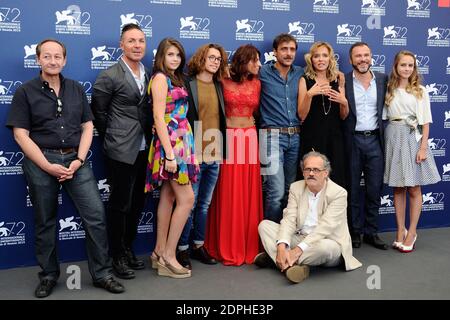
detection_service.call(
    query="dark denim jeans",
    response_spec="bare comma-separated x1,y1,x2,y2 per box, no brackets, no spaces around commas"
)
22,151,112,282
350,134,384,235
261,132,300,223
178,162,220,249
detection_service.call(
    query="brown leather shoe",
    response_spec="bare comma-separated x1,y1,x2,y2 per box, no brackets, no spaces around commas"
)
253,252,276,268
286,265,310,284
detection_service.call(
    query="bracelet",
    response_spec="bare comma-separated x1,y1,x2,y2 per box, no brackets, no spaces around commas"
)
165,157,175,161
76,157,85,165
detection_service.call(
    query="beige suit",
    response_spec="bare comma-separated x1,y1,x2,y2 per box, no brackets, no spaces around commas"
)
259,179,362,271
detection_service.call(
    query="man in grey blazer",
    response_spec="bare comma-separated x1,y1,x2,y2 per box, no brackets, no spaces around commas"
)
256,152,362,284
91,24,152,279
342,42,388,250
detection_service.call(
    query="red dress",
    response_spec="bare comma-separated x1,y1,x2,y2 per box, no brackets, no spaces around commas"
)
204,77,263,266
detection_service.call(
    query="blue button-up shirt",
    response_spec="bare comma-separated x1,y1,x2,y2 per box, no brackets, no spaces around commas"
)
353,71,378,131
259,62,303,128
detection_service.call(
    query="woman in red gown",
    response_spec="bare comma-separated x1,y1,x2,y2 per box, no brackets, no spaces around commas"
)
205,44,263,265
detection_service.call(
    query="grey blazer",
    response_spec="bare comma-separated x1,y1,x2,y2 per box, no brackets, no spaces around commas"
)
91,59,152,165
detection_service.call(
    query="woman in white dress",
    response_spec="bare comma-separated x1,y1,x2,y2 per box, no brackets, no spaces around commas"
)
383,50,440,253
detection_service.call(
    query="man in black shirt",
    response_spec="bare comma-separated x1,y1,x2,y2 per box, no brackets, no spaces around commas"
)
6,39,124,298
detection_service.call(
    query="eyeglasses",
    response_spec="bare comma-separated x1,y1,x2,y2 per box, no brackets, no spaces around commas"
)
56,98,63,118
207,55,222,63
303,167,326,174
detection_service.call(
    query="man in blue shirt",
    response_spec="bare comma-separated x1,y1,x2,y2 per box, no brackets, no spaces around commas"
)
259,33,303,223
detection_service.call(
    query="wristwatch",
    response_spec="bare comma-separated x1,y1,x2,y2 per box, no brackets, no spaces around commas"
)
76,157,85,165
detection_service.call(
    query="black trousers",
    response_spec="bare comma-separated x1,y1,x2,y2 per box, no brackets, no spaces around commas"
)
106,150,148,259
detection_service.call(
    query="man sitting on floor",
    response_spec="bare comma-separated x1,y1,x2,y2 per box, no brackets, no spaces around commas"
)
256,151,362,283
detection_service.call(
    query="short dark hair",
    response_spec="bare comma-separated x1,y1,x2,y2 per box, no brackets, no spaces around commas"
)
273,33,297,50
36,39,67,58
349,42,371,57
120,23,143,39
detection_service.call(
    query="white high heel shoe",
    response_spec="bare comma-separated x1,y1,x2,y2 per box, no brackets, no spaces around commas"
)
398,234,417,253
392,229,408,249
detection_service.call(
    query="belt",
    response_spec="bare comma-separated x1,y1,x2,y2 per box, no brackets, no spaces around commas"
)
354,130,378,136
265,126,300,135
41,147,77,155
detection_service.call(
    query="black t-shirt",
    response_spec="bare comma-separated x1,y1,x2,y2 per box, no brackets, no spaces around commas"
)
6,74,94,149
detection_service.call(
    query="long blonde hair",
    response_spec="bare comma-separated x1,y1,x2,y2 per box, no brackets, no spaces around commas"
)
385,50,423,106
304,42,338,82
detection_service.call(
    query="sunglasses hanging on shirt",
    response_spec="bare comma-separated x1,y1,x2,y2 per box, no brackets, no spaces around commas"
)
56,98,63,118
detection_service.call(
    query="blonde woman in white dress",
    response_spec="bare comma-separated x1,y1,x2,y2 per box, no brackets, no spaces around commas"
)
383,50,440,253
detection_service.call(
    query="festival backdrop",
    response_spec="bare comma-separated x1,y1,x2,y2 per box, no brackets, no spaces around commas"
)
0,0,449,269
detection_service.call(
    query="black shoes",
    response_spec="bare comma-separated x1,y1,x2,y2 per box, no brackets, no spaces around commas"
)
125,248,145,270
351,233,362,248
352,233,388,250
35,279,57,298
191,246,217,265
177,249,192,270
176,246,217,269
363,234,389,250
253,252,276,269
35,276,124,297
93,277,125,294
112,256,135,279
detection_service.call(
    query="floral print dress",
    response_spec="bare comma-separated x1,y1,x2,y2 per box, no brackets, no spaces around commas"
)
145,73,199,192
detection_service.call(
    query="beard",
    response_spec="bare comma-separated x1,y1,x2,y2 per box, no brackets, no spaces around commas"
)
352,63,371,74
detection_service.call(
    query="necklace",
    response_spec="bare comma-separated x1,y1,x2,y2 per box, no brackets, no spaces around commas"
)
321,94,332,115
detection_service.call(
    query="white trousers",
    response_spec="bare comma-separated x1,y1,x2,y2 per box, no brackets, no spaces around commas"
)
258,220,342,267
